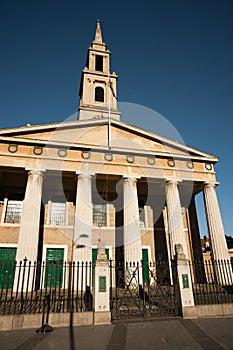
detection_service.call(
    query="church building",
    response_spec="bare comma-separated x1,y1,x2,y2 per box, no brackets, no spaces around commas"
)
0,21,230,285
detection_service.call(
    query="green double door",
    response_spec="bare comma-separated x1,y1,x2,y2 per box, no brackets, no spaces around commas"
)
0,248,16,289
45,248,64,288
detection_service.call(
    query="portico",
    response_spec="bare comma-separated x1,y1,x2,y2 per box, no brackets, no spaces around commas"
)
0,165,229,263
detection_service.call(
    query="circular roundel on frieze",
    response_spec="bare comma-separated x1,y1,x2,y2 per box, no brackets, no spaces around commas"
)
81,150,91,159
33,146,43,156
167,158,175,167
186,160,194,169
126,155,134,163
147,157,155,165
205,163,212,171
8,144,18,153
104,153,113,161
58,149,67,157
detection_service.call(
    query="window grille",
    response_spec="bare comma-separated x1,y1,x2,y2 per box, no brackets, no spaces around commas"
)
50,202,66,226
93,204,107,226
5,200,22,223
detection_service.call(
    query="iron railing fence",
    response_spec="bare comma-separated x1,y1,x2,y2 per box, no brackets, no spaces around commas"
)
109,260,180,320
0,259,93,315
189,259,233,305
2,258,232,316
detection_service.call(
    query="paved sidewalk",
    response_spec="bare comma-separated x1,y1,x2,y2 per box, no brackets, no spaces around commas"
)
1,317,233,350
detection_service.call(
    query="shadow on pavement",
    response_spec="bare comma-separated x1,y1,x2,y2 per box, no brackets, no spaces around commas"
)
69,310,76,350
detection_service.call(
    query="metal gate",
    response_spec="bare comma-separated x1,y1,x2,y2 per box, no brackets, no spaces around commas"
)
109,260,180,320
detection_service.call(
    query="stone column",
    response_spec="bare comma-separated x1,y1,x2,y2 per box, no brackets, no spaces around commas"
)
16,170,44,263
73,173,93,264
203,182,233,284
14,170,44,292
165,179,189,259
123,177,142,263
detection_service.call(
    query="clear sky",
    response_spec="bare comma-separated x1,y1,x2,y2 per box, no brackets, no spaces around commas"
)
1,0,233,237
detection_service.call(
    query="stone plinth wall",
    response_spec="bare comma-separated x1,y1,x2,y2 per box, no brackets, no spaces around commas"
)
0,312,94,331
182,303,233,319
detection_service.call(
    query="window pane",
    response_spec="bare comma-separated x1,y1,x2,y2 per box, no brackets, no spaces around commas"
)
5,200,22,223
50,202,66,226
95,87,104,102
93,204,107,226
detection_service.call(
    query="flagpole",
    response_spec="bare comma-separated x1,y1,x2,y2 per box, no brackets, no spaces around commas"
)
108,70,111,149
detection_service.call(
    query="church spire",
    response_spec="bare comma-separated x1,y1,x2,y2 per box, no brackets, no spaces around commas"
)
94,19,103,44
78,21,120,121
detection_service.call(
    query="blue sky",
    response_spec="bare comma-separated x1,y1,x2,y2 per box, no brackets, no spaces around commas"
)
1,0,233,236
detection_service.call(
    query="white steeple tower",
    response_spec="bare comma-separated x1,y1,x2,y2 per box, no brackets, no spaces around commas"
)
78,20,120,121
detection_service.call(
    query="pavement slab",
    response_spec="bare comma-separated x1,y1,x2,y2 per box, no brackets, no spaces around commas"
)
0,317,233,350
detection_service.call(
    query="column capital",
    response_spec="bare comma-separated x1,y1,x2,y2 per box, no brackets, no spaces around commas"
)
75,172,95,181
204,181,219,189
26,169,45,177
166,178,182,186
123,176,140,184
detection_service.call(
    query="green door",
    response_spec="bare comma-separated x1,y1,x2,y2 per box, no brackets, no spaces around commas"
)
92,248,109,286
0,248,16,289
45,248,64,288
142,249,149,284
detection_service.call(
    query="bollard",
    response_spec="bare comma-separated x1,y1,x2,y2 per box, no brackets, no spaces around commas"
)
84,285,93,311
36,294,53,333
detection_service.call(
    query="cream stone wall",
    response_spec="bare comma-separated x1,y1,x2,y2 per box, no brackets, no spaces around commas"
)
141,230,156,262
92,228,115,246
0,224,19,244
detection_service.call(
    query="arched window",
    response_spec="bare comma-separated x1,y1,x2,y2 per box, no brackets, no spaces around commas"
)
95,87,104,102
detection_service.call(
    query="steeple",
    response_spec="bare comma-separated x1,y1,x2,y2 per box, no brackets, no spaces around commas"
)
78,21,120,121
94,19,103,44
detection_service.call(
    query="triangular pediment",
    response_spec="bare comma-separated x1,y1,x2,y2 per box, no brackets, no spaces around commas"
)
0,118,217,162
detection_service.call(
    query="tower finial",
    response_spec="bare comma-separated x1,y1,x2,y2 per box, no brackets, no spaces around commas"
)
94,19,103,44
